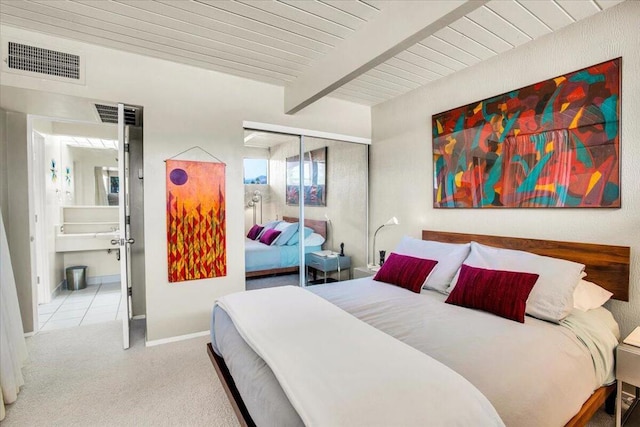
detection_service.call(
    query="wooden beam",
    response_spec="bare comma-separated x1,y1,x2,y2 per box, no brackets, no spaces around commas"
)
284,0,486,114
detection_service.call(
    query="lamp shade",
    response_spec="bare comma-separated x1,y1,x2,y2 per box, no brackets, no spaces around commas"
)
385,217,399,226
372,216,399,267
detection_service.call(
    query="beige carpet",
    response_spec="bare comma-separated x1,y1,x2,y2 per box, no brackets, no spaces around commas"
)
245,273,300,291
2,319,238,426
2,314,628,426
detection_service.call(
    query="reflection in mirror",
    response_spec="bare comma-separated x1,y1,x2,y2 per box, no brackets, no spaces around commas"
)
95,166,119,206
243,129,368,286
63,142,118,206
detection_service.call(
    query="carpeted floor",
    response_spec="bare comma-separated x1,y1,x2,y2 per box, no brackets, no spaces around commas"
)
2,295,632,426
2,319,239,427
245,273,300,291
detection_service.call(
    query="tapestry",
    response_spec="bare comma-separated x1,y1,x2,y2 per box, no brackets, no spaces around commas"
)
433,58,621,208
166,160,226,282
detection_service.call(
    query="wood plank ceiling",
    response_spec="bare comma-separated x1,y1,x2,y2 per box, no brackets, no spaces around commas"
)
0,0,626,109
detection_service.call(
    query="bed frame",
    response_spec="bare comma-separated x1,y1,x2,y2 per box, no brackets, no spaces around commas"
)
245,216,328,278
211,230,630,427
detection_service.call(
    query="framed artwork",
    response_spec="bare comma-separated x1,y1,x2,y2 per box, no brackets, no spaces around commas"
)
166,160,226,282
286,147,327,206
433,58,621,208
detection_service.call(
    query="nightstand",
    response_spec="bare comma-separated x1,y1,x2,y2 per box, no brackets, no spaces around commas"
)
616,342,640,427
353,266,379,279
305,253,351,284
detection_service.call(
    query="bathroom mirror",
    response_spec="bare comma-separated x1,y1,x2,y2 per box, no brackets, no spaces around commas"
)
62,144,118,206
95,166,119,206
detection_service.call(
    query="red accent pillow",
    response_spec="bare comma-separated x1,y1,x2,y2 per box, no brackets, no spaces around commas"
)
373,253,439,293
247,224,264,240
259,229,281,246
445,264,539,323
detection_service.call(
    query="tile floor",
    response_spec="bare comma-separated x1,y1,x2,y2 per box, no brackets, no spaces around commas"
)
38,282,126,331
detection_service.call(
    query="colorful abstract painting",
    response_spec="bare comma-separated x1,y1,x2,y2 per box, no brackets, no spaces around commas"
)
433,58,620,208
166,160,226,282
286,147,327,206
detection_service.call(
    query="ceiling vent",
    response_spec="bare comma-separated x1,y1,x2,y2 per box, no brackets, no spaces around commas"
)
95,104,141,126
6,41,81,80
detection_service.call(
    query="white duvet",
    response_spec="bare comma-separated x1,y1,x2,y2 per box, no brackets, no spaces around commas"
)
216,285,505,427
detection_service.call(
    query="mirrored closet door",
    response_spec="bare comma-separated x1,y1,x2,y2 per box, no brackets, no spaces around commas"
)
243,127,368,289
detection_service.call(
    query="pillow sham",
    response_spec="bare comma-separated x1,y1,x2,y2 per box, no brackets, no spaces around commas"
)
274,222,299,246
256,220,281,239
445,264,539,323
246,224,264,240
304,233,325,247
448,242,585,323
259,229,281,246
573,279,613,311
394,236,470,293
373,253,439,293
286,227,314,246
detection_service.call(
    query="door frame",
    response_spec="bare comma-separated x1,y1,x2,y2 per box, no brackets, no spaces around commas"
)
29,129,51,305
26,113,122,332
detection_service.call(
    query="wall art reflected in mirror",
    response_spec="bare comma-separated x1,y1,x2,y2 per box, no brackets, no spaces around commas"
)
286,147,327,206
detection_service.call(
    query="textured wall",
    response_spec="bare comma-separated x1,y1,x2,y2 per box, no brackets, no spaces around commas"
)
370,1,639,337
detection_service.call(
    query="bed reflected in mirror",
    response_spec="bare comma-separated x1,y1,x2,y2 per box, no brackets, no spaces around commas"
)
243,129,368,288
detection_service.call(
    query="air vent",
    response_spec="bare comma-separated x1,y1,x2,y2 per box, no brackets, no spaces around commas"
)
95,104,140,126
7,41,80,80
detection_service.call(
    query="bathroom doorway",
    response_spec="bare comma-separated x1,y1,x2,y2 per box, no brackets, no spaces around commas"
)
27,104,145,347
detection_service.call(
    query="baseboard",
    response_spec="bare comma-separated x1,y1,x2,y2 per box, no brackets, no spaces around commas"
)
101,274,120,284
86,276,101,286
81,274,121,287
145,330,209,347
24,331,36,337
50,279,65,299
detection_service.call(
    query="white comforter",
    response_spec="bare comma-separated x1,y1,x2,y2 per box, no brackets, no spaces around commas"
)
216,286,504,427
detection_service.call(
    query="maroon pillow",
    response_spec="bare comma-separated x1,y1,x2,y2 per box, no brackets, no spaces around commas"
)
247,224,264,240
445,264,539,323
259,229,281,246
373,253,439,293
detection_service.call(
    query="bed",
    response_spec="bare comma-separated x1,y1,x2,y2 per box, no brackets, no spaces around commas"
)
245,216,327,278
210,230,630,426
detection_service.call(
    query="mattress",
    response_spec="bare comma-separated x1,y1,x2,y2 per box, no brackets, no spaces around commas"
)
244,238,321,272
211,278,620,427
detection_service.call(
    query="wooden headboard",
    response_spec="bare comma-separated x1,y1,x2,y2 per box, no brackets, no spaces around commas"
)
283,216,327,240
422,230,630,301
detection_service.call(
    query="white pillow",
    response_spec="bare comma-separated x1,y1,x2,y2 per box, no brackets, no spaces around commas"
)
449,242,585,323
273,222,298,246
394,236,470,293
573,279,613,311
304,233,325,247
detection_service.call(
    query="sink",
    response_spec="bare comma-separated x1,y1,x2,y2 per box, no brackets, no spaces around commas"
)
55,232,120,252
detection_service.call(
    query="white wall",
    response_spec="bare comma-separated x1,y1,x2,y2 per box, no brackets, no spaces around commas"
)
2,111,34,332
370,1,639,337
0,109,8,228
0,25,371,341
40,132,65,294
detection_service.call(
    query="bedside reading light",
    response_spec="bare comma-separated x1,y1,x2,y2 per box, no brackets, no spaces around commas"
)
372,216,398,267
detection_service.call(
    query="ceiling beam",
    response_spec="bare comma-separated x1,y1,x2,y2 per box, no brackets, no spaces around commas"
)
284,0,486,114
